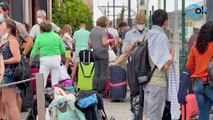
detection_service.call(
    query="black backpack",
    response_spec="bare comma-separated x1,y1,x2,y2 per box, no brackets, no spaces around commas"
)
132,39,157,85
13,56,32,90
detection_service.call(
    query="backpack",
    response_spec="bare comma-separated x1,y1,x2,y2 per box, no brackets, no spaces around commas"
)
132,38,157,85
178,65,193,104
49,87,86,120
13,56,32,90
49,99,86,120
75,91,108,120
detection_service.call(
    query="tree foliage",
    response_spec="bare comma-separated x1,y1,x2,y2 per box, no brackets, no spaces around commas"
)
53,0,93,30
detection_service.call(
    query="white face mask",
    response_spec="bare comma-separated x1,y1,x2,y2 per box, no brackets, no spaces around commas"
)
37,18,43,25
1,32,8,41
136,24,145,31
0,14,5,22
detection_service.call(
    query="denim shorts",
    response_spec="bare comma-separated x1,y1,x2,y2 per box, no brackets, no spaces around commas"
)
1,76,17,90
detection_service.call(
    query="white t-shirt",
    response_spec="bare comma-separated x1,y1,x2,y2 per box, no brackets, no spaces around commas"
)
106,28,119,39
30,22,60,39
62,33,73,49
106,28,119,44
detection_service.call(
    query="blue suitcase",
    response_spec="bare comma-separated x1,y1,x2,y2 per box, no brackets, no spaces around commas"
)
109,66,127,102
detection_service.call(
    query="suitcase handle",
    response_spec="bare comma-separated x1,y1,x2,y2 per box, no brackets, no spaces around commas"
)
83,50,91,64
79,62,95,78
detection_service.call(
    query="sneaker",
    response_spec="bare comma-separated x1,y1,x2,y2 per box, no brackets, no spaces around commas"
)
128,113,135,120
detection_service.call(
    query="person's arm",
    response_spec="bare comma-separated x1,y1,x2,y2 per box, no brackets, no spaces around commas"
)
186,47,196,74
23,36,34,56
0,54,4,83
109,54,127,66
30,38,40,65
52,22,61,33
125,40,140,54
4,39,21,65
62,34,70,49
162,48,174,72
121,32,131,54
102,36,110,46
17,23,34,56
88,38,92,48
59,36,66,55
110,36,117,50
101,30,110,46
29,25,36,41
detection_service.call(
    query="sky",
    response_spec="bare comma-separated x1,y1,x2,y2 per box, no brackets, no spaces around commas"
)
93,0,203,22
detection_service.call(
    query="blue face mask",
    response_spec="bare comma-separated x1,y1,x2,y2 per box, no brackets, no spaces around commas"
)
0,14,5,22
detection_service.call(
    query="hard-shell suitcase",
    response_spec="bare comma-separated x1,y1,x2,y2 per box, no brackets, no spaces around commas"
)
109,66,127,102
32,68,51,95
182,94,199,120
78,49,95,91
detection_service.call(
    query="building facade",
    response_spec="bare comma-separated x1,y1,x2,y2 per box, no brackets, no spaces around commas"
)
83,0,93,14
0,0,52,28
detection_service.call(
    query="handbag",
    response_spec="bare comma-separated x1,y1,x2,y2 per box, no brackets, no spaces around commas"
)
108,46,117,62
59,63,71,81
13,56,32,90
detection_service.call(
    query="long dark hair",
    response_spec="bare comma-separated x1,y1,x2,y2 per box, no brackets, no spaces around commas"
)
196,21,213,54
4,19,17,36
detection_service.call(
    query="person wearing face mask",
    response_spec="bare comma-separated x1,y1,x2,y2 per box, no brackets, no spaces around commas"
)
0,2,33,57
30,10,61,41
109,12,149,120
0,1,33,116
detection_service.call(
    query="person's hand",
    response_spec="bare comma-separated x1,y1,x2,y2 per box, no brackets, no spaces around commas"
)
133,40,140,47
108,39,114,42
109,62,117,67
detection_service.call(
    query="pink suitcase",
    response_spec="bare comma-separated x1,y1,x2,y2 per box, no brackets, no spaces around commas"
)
182,94,199,120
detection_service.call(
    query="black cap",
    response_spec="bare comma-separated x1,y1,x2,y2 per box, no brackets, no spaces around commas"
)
118,21,128,28
0,2,9,11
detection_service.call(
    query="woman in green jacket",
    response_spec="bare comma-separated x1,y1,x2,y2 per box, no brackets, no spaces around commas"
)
30,20,65,88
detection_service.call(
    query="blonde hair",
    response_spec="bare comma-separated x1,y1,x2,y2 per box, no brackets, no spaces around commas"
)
135,12,147,24
63,24,72,36
96,16,109,28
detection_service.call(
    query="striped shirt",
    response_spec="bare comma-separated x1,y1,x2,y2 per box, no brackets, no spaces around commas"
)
167,60,180,119
147,25,172,87
121,27,149,54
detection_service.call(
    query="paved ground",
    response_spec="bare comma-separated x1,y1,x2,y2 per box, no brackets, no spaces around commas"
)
21,93,131,120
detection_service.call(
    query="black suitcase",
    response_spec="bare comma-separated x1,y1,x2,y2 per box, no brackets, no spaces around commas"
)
79,49,93,63
109,66,127,102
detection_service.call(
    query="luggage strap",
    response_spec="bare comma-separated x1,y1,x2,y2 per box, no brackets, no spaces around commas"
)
110,81,126,87
79,62,95,78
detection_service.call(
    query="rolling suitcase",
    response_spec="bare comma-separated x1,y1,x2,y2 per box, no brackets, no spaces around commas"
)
182,94,199,120
109,66,127,102
32,68,51,95
78,49,95,91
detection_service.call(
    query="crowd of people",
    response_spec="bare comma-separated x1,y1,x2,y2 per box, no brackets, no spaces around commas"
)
1,1,213,120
